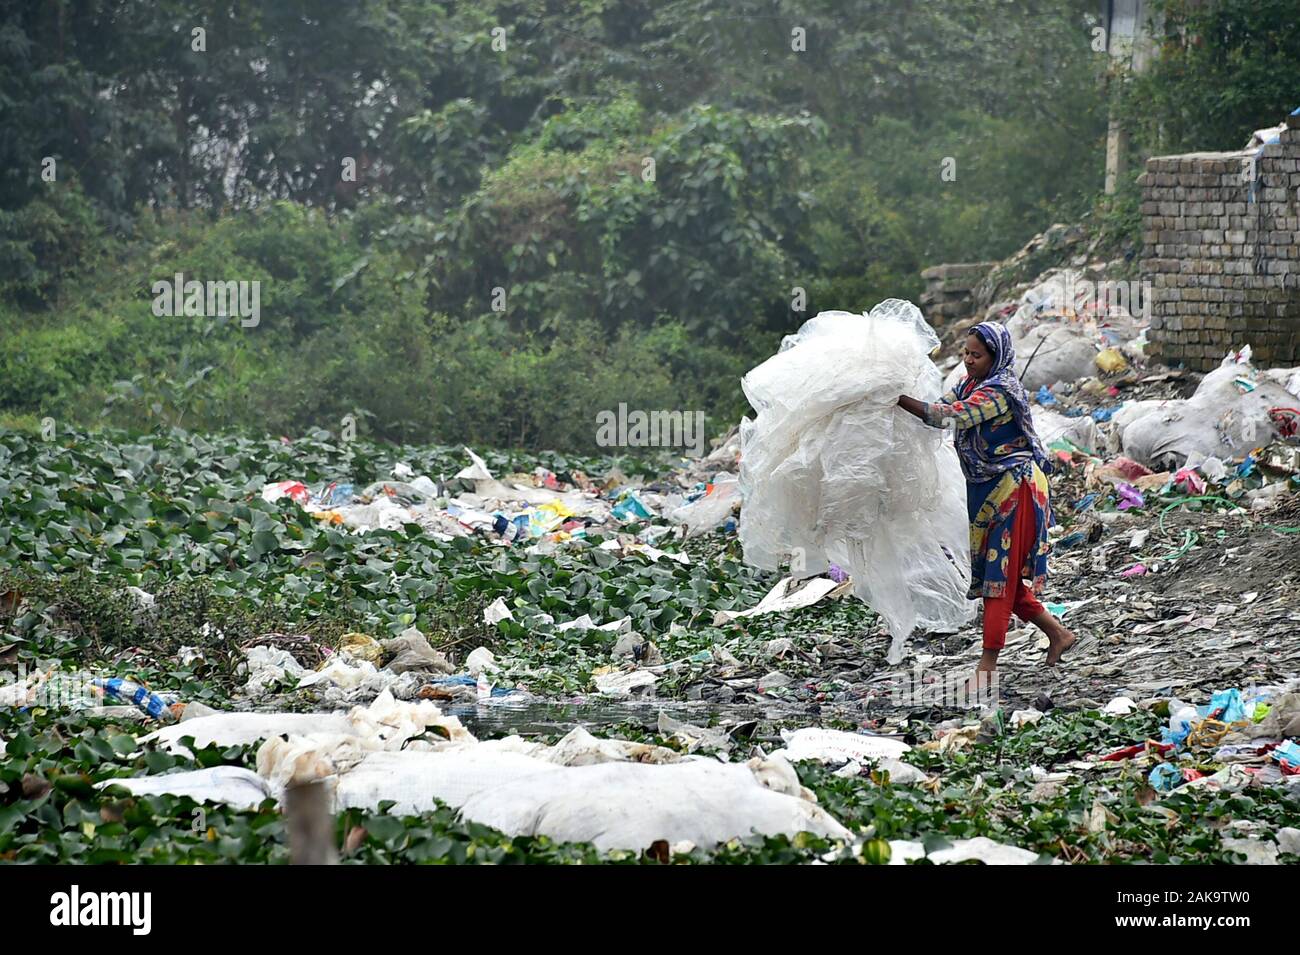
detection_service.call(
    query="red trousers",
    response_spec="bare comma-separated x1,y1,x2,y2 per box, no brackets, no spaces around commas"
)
981,480,1045,650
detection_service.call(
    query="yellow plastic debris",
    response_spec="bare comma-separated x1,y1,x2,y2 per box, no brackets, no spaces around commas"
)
338,632,384,666
1095,348,1128,374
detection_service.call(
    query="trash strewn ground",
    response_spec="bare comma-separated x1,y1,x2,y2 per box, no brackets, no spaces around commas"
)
2,291,1299,862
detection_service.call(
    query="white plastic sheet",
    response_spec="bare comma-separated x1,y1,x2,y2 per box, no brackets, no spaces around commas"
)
1032,407,1099,454
458,757,851,851
769,726,911,763
97,766,274,810
333,749,562,814
887,835,1045,865
738,301,974,662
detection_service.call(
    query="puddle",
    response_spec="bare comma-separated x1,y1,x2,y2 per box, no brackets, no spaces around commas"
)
445,698,821,739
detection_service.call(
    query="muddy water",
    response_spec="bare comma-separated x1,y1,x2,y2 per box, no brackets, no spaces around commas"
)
444,697,820,739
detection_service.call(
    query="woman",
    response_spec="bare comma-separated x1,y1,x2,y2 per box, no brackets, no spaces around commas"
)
897,322,1075,683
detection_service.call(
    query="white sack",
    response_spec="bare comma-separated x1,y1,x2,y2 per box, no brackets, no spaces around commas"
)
1120,360,1293,468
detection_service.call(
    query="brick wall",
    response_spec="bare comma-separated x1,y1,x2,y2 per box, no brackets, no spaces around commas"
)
1140,115,1300,369
920,262,995,326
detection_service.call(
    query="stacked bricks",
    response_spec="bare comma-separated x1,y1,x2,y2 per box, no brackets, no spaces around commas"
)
1139,114,1300,370
920,262,996,325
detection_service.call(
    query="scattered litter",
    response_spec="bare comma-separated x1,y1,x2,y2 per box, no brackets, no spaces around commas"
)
712,575,850,626
592,669,658,698
769,726,911,763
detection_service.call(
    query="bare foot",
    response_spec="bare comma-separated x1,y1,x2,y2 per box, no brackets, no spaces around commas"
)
961,651,1000,703
960,669,999,705
1045,627,1076,666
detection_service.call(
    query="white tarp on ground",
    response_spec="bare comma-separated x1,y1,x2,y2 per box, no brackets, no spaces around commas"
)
737,301,974,663
457,757,851,852
119,703,853,852
97,765,274,810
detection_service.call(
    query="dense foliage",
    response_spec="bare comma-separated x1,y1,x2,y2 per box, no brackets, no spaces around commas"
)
1,0,1294,449
1116,0,1300,156
1,0,1118,448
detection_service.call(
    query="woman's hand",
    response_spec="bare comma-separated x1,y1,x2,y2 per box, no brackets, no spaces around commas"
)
897,395,928,422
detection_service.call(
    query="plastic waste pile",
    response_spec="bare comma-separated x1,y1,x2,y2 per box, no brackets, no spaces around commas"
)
737,300,975,663
1023,346,1300,516
226,630,525,709
260,445,740,555
1084,682,1300,795
944,268,1148,393
108,693,852,852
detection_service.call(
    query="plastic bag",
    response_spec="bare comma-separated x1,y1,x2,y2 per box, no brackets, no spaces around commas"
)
668,474,740,537
1012,323,1101,390
1033,407,1099,454
738,301,974,662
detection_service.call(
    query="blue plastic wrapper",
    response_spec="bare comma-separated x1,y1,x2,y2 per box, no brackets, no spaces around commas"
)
426,674,515,697
492,513,529,543
1272,740,1300,772
1202,688,1248,724
1056,531,1087,550
316,482,355,506
1091,407,1119,422
1149,763,1183,792
1035,385,1056,405
93,678,180,721
611,491,652,521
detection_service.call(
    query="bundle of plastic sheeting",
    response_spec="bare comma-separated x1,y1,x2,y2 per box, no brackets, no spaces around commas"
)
457,756,850,852
139,690,465,758
140,711,356,755
330,726,684,814
255,692,475,790
101,709,854,850
332,749,561,815
1119,353,1297,469
737,300,974,663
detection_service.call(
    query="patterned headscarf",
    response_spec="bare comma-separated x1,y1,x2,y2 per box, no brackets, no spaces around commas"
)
956,321,1050,477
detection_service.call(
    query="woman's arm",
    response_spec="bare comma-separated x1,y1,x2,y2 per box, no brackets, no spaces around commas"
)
898,387,1009,430
897,395,930,421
